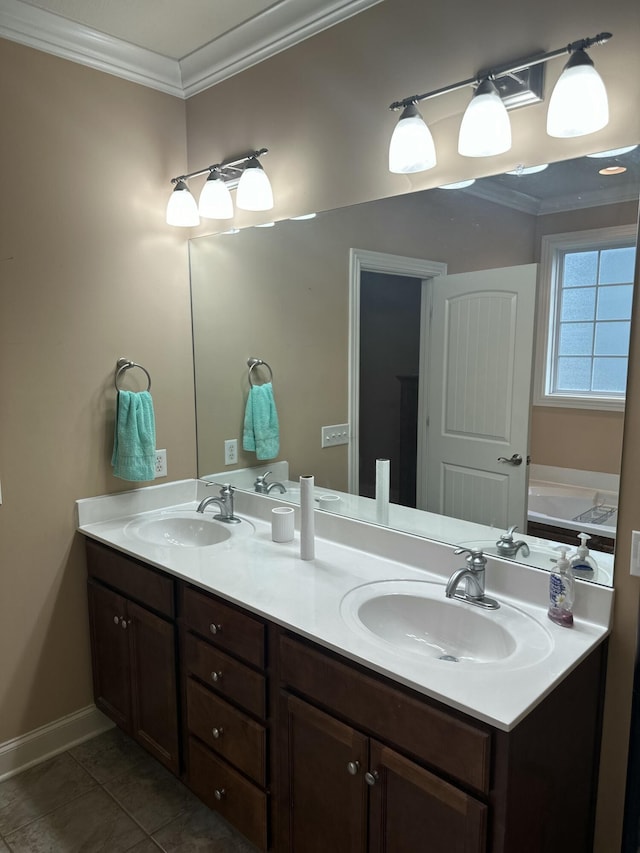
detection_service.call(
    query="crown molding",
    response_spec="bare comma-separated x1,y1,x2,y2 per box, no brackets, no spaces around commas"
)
0,0,383,99
180,0,383,98
464,178,639,216
0,0,183,95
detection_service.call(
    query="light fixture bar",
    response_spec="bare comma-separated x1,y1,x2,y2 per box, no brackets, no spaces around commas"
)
389,32,612,111
170,148,268,185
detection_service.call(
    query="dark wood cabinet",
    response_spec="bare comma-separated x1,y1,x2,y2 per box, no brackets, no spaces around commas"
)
85,538,606,853
86,541,180,774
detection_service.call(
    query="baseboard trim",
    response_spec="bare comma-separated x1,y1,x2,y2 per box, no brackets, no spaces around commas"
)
0,705,114,782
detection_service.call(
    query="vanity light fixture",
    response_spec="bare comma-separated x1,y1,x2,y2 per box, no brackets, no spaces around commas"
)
166,148,273,227
388,32,612,173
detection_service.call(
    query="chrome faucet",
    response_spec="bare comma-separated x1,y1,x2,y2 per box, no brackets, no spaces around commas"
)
496,525,530,558
445,548,499,610
254,471,287,495
196,484,241,524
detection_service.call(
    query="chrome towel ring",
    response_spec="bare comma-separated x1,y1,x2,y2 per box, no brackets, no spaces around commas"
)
114,357,152,392
247,357,273,387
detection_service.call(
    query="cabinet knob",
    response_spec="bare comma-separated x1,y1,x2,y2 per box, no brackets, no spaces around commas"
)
121,618,131,629
113,616,120,625
364,770,379,787
214,788,225,800
347,761,361,776
211,671,223,683
209,623,222,635
212,727,224,739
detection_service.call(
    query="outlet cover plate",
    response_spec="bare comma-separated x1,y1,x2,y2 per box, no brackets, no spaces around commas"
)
321,423,349,448
154,449,167,478
224,439,238,465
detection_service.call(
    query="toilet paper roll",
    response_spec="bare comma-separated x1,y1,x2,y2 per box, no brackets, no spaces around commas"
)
271,506,295,543
300,474,315,560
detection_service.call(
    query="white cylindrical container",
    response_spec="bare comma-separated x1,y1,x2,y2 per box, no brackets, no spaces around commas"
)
318,494,341,511
300,474,315,560
376,458,390,525
271,506,295,543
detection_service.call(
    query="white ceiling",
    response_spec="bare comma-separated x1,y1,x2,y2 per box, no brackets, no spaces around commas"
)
0,0,382,97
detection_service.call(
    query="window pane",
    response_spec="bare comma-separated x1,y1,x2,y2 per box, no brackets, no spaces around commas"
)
599,247,636,284
594,321,631,356
560,287,596,321
592,358,627,393
558,323,593,355
596,284,633,320
563,251,598,287
556,357,591,391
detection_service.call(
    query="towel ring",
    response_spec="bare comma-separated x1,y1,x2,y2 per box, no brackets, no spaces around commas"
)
115,357,152,392
247,357,273,387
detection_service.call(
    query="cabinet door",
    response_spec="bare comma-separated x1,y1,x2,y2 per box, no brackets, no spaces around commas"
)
87,580,131,732
368,740,487,853
282,694,368,853
128,599,180,774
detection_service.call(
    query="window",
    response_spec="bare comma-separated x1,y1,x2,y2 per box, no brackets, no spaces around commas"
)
535,226,637,411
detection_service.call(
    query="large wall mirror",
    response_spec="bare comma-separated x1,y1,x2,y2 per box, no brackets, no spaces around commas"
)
190,145,640,588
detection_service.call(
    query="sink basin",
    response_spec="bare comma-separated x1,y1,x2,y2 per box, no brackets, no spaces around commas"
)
340,580,552,668
125,512,254,548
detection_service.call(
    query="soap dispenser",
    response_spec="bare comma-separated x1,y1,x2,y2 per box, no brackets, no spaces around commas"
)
569,532,598,579
548,547,575,628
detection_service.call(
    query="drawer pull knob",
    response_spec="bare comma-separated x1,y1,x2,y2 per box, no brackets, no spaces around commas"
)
212,726,224,739
209,623,222,635
121,618,130,629
214,788,226,800
365,770,379,787
211,671,223,683
113,616,120,625
347,761,360,776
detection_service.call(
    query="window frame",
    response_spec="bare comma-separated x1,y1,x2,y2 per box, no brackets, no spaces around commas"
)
534,224,638,412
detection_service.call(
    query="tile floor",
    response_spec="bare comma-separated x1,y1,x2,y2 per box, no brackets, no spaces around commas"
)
0,728,259,852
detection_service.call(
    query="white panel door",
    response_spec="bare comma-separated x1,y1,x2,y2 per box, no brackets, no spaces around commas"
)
423,265,537,531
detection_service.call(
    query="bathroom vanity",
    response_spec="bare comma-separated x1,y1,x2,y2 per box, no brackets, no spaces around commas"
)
78,481,612,853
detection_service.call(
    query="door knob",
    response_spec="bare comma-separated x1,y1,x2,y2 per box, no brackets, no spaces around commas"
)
498,453,523,466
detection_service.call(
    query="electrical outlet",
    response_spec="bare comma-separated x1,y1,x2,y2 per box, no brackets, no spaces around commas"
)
321,423,350,448
224,439,238,465
154,449,167,478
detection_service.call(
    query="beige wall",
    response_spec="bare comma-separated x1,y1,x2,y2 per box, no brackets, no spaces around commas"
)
0,41,195,740
184,0,640,849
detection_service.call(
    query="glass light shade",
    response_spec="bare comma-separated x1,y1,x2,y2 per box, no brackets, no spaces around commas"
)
458,79,512,157
546,50,609,138
236,159,274,211
166,181,200,226
388,104,437,174
198,172,234,219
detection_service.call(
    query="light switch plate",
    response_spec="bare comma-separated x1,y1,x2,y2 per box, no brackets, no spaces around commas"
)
631,530,640,576
321,424,349,448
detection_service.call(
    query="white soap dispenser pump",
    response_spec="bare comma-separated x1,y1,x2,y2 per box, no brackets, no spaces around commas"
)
548,547,575,628
569,532,598,579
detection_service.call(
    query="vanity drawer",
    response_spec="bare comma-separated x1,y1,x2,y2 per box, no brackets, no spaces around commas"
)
182,586,265,669
85,540,174,618
187,677,266,786
184,632,266,719
188,736,268,852
279,634,491,794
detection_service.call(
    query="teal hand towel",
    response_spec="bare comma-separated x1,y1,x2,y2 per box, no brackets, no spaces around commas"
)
111,390,156,481
243,382,280,461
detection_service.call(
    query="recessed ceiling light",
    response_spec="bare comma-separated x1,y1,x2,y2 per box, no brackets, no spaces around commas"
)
598,166,627,176
290,213,317,220
586,145,638,158
439,179,476,189
256,222,276,227
505,164,549,175
221,228,240,235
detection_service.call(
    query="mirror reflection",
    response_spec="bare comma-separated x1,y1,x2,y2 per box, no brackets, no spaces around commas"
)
190,146,640,587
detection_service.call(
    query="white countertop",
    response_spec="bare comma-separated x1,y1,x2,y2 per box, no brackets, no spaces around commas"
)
76,479,614,732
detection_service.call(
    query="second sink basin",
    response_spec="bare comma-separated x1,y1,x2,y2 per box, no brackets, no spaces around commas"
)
126,511,254,548
340,579,552,668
